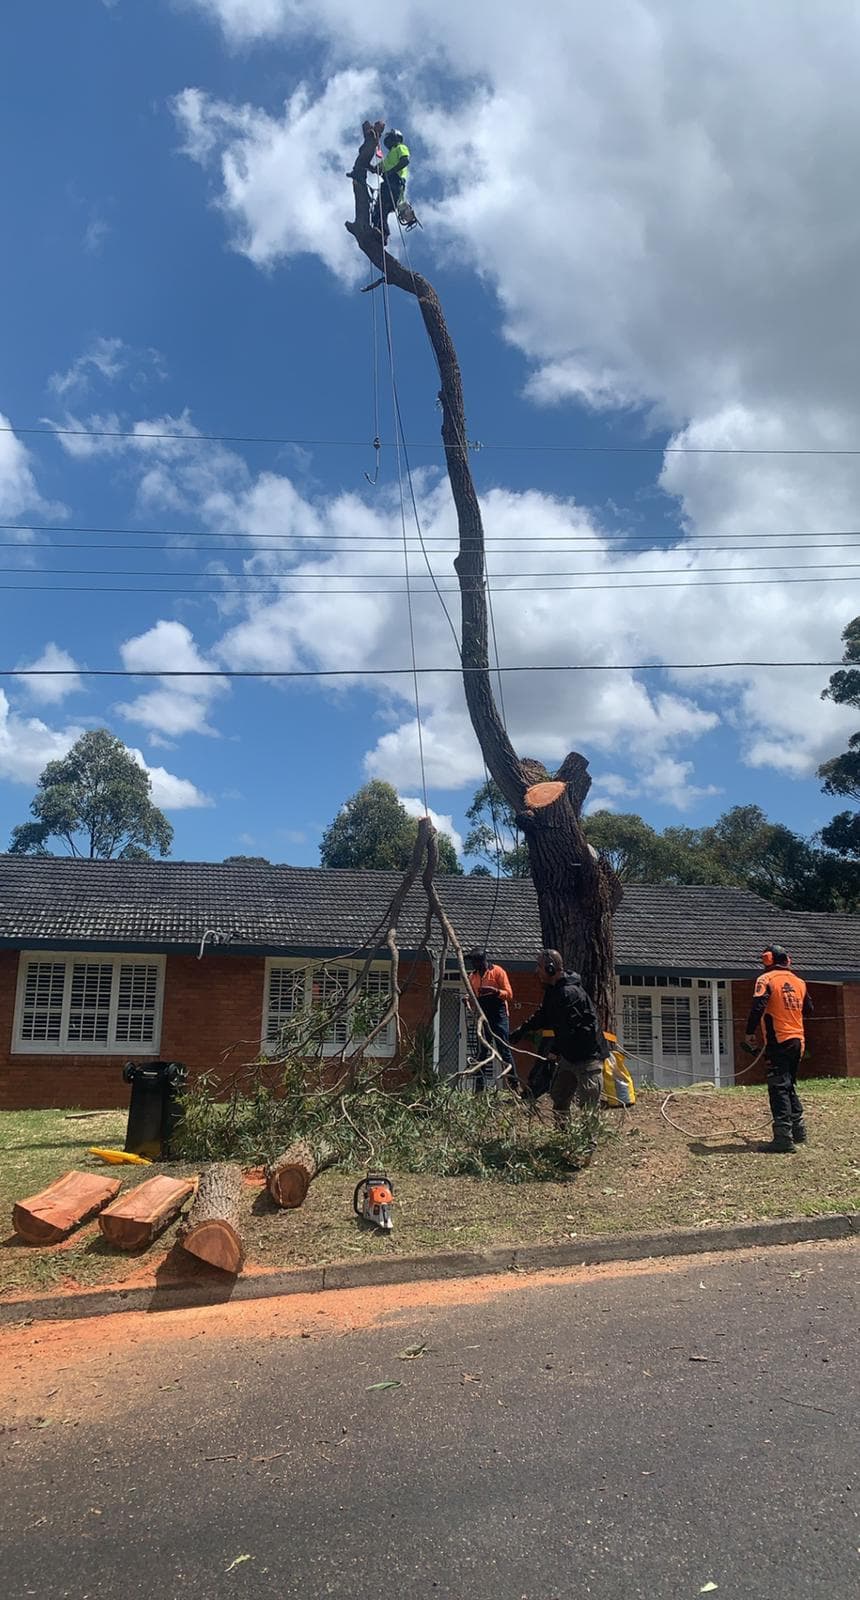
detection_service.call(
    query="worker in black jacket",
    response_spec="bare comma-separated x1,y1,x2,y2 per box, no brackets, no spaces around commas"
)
510,948,607,1122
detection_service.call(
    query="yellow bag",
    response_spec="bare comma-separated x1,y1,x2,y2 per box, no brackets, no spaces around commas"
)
602,1034,636,1107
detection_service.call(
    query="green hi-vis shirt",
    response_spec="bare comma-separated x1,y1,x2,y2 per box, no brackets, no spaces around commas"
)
382,142,409,185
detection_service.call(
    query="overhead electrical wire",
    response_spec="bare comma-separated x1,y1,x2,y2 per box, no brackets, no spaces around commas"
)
0,573,856,595
7,421,860,457
0,660,843,680
1,560,855,581
7,521,860,546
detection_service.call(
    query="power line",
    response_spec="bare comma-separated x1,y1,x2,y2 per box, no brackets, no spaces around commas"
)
8,421,860,456
1,560,855,582
0,661,844,680
6,521,860,547
8,537,860,561
0,573,856,595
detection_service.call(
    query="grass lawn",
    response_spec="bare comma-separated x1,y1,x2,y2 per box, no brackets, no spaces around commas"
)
1,1083,858,1299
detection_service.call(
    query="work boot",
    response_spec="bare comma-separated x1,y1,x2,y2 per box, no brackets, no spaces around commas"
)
792,1121,808,1144
757,1136,797,1154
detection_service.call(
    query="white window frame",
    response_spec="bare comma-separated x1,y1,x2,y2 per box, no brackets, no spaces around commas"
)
263,958,396,1058
12,951,166,1056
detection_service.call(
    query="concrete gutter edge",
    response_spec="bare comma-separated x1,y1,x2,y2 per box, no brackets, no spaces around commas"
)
1,1211,857,1328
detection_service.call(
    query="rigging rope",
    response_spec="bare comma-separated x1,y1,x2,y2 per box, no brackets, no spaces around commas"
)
379,216,429,815
389,203,510,945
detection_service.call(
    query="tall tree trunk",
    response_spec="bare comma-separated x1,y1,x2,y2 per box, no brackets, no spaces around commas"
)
346,124,622,1024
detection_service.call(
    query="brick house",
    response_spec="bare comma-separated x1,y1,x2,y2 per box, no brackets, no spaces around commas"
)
1,856,858,1110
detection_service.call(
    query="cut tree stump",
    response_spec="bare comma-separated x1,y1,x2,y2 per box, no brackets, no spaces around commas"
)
178,1163,244,1275
13,1170,122,1245
265,1140,333,1209
523,780,567,811
98,1175,196,1251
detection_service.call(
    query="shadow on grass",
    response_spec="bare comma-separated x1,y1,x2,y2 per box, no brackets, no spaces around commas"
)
251,1188,281,1218
1,1141,104,1153
689,1140,760,1156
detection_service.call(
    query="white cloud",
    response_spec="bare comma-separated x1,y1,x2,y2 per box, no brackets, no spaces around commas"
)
128,750,213,810
173,69,379,281
49,336,127,398
16,644,83,705
399,794,463,857
0,691,85,787
0,688,210,813
0,413,62,524
117,620,228,741
83,218,110,255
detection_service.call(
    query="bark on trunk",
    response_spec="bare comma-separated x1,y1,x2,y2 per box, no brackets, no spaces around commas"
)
346,127,622,1025
98,1175,196,1251
178,1163,244,1275
265,1141,333,1209
13,1170,122,1245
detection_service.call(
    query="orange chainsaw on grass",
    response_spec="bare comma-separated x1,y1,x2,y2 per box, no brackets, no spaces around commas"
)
353,1172,394,1233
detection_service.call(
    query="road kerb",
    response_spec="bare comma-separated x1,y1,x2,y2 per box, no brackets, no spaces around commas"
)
0,1211,856,1328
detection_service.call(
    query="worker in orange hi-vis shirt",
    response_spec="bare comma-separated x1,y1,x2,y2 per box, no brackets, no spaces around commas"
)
744,944,813,1153
466,948,518,1094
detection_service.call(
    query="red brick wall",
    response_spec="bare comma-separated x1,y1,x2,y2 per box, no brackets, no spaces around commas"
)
0,950,443,1110
5,949,856,1110
841,982,860,1078
730,979,849,1082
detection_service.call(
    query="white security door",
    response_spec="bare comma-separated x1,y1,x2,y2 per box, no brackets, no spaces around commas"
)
618,978,734,1087
621,992,655,1078
658,994,694,1086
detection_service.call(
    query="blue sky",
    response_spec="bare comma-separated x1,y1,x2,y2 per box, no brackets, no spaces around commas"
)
1,0,858,865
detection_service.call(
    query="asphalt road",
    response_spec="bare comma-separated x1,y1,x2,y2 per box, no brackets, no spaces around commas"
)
1,1241,856,1600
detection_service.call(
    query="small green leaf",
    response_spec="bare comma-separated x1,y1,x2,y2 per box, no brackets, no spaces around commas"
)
366,1380,402,1391
700,1584,718,1593
225,1554,252,1572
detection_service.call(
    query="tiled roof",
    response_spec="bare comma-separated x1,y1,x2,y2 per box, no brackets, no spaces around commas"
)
0,856,858,979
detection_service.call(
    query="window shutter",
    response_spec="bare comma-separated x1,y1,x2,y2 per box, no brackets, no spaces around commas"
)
361,967,395,1051
267,965,306,1044
67,962,113,1044
312,966,351,1047
20,961,66,1042
115,963,160,1044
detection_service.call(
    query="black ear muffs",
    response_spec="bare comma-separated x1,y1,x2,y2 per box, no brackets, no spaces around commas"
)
542,956,558,976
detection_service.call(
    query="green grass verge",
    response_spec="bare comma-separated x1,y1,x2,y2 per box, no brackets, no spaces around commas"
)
1,1083,857,1297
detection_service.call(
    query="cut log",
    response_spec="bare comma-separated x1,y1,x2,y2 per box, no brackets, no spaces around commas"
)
523,779,567,811
178,1163,244,1275
265,1140,333,1209
98,1175,196,1251
13,1170,122,1246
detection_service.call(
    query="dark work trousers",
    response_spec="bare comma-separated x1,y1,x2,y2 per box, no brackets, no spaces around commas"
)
371,172,405,239
766,1037,806,1143
474,993,514,1092
550,1056,603,1125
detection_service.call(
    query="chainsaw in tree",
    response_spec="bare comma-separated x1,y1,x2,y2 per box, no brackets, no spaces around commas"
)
353,1172,394,1232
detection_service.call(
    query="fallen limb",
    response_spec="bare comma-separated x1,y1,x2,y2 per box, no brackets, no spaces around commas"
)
265,1140,335,1209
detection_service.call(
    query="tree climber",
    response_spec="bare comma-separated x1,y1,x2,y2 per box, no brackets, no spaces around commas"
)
371,129,411,242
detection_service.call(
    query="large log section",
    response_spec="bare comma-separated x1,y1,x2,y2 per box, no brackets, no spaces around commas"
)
265,1141,334,1209
178,1163,245,1275
13,1170,121,1245
98,1175,196,1251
